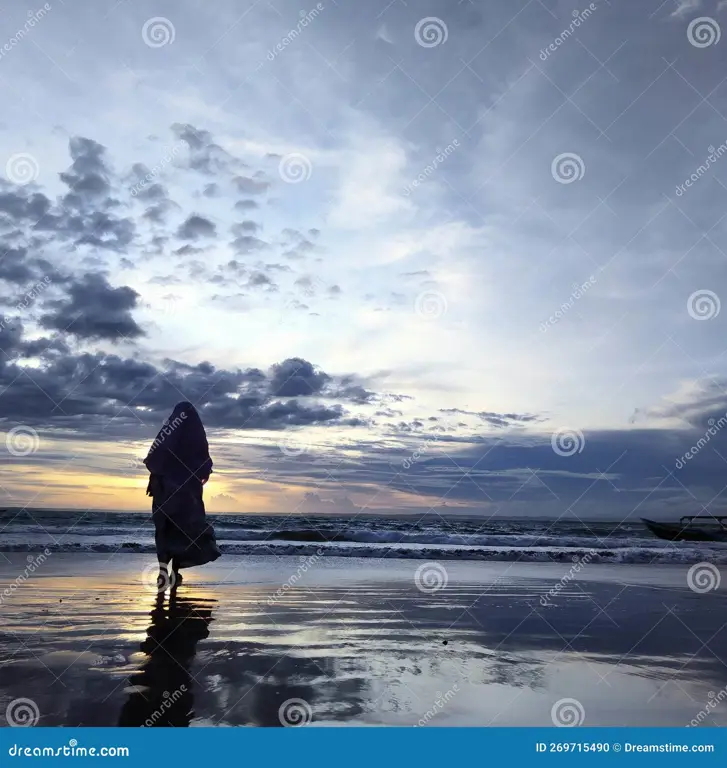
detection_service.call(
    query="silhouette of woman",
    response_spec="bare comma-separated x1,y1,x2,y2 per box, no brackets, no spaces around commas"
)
144,401,220,589
118,590,216,727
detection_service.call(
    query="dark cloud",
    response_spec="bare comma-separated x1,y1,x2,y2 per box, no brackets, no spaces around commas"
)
170,123,238,175
203,183,219,198
231,235,269,255
59,137,111,208
231,220,261,235
246,271,277,291
0,328,372,436
177,214,216,240
439,408,542,428
269,357,331,397
234,200,259,212
233,175,271,195
39,272,144,342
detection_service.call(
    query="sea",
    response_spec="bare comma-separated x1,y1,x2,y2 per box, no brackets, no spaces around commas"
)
1,508,726,564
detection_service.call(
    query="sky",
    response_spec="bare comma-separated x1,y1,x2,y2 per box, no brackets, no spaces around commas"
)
2,0,727,520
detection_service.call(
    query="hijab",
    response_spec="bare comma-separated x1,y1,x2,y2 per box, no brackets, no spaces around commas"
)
144,401,213,484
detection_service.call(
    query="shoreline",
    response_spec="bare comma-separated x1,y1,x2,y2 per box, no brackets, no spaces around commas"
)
0,555,725,726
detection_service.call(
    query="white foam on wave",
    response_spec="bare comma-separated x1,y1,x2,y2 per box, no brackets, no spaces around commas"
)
2,537,726,565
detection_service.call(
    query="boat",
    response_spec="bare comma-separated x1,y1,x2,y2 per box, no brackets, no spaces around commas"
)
641,516,727,542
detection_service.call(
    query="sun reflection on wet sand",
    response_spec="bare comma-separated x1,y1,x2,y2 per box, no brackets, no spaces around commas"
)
0,554,726,726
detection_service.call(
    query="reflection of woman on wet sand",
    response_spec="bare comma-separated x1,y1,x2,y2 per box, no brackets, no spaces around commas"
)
118,590,215,727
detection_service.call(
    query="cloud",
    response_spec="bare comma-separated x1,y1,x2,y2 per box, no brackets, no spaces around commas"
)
233,175,271,195
176,214,217,240
39,272,145,342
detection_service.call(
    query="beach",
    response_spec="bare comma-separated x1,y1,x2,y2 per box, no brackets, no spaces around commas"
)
0,553,725,727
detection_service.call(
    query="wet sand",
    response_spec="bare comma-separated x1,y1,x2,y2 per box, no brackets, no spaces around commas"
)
0,554,726,727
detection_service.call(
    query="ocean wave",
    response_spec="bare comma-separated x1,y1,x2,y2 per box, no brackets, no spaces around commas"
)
3,539,727,565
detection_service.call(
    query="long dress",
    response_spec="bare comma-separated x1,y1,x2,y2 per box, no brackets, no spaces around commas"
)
144,402,221,569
